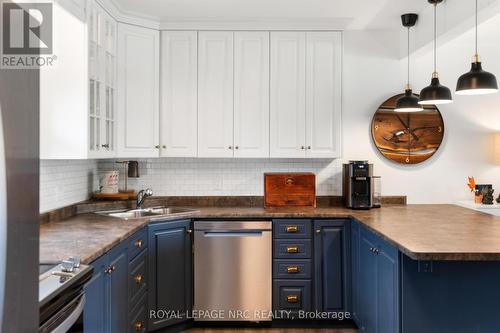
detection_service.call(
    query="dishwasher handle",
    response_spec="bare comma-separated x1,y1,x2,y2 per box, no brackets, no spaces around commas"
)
203,231,267,237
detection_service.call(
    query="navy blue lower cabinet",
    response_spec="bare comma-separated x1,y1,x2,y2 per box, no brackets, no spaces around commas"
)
107,241,129,333
313,219,351,316
84,227,148,333
84,254,107,333
148,219,193,331
351,220,360,325
84,239,129,333
401,258,500,333
353,222,400,333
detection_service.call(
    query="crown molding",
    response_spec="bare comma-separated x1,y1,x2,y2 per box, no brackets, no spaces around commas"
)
95,0,161,29
90,1,349,31
158,17,351,31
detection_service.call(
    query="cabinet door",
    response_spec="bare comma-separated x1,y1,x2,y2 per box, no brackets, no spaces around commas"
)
40,0,88,159
117,23,160,157
198,31,234,157
270,32,306,158
358,228,377,333
148,220,192,331
160,31,198,157
233,31,270,158
102,11,117,156
84,255,107,333
107,243,129,333
351,220,361,325
88,2,117,158
306,32,342,158
376,241,399,333
314,220,350,313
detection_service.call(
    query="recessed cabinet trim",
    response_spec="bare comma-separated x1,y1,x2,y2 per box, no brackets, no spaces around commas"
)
116,23,160,158
197,31,235,158
233,31,270,158
160,31,198,157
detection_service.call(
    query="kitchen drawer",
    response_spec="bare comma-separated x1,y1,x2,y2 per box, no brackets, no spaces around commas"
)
129,228,148,260
129,292,147,333
273,259,312,279
273,219,312,239
273,279,311,314
274,239,312,259
129,249,147,307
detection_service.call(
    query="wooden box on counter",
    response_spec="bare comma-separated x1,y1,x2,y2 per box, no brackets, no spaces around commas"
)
264,173,316,208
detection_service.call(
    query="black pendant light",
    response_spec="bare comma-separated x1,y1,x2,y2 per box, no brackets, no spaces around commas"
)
395,13,423,112
419,0,453,105
456,0,498,95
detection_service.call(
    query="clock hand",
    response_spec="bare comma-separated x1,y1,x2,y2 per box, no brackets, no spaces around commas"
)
396,115,419,142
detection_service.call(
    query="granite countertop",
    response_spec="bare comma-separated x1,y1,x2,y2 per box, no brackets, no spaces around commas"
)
40,204,500,264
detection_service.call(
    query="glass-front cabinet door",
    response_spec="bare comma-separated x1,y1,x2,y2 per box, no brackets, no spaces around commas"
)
88,0,116,158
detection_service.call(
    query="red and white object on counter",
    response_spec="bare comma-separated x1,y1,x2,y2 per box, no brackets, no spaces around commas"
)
99,170,119,194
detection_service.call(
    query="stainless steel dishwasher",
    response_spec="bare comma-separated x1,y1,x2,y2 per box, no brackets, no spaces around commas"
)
194,221,272,322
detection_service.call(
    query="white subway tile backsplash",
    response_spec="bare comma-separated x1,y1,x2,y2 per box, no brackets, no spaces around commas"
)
40,160,99,213
98,158,342,197
40,158,342,213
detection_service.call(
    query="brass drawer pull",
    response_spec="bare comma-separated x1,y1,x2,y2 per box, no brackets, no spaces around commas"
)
285,177,295,185
134,321,145,331
286,225,298,233
287,295,299,303
286,246,299,253
135,239,143,248
134,274,143,284
287,266,300,273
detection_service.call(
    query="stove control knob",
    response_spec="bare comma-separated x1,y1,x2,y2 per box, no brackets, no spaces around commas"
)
61,260,75,273
68,256,81,268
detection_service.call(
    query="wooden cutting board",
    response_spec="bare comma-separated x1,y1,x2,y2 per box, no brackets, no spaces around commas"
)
264,173,316,208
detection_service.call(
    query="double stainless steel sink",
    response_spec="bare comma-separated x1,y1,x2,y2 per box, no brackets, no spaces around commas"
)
97,206,199,220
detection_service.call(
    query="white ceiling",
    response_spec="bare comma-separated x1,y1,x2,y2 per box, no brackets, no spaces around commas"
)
112,0,429,30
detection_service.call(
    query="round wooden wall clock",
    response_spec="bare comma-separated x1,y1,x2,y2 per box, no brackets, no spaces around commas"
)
371,94,444,165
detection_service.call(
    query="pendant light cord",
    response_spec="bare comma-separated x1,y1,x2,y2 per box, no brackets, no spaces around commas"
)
407,27,410,87
433,3,437,75
475,0,478,57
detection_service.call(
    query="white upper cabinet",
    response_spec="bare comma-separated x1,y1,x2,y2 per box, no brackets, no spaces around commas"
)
197,31,234,158
270,32,307,158
40,1,88,159
88,2,117,158
306,32,342,158
117,23,160,158
270,31,342,158
160,31,198,157
233,32,270,158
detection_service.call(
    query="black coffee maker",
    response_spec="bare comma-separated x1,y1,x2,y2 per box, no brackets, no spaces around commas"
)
342,161,373,210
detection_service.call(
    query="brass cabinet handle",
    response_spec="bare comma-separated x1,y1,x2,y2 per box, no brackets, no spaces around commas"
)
105,265,116,275
286,246,299,253
135,239,143,248
287,295,299,303
134,321,145,331
286,225,298,233
134,274,143,284
285,177,295,185
287,266,300,273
